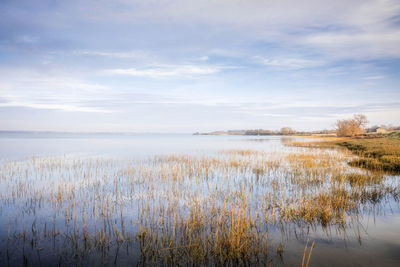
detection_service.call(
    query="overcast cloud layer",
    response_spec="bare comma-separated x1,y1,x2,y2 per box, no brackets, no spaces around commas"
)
1,0,399,132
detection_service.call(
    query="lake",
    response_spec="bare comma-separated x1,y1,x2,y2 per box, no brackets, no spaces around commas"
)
0,133,399,266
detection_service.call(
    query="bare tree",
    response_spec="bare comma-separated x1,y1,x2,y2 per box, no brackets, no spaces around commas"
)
353,114,368,128
280,127,296,135
335,114,368,137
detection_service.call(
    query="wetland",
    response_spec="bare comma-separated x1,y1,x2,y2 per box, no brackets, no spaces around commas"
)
0,133,399,266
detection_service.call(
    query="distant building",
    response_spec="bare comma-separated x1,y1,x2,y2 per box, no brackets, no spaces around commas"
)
376,127,388,134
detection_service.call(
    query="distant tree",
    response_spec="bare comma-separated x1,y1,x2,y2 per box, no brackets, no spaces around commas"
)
335,114,368,137
280,127,296,135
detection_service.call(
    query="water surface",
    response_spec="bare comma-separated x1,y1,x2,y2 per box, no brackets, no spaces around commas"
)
0,133,399,266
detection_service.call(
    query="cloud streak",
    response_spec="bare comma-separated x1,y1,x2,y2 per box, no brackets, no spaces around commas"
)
0,102,112,113
254,56,324,69
107,65,225,78
75,50,147,59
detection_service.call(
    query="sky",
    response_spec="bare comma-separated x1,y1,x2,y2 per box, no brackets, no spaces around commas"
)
1,0,400,133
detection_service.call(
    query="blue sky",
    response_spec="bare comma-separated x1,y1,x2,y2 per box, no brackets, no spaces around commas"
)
1,0,399,132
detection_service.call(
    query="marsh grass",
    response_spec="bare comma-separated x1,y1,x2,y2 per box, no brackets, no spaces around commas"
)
339,138,400,173
290,137,400,173
0,144,399,265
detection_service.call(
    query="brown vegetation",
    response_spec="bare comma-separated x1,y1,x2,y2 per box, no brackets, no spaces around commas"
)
1,143,399,265
289,135,400,173
335,114,368,137
339,138,400,173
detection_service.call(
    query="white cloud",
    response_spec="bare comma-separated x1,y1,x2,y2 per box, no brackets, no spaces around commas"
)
197,56,209,61
362,75,385,80
75,50,147,59
0,102,111,113
254,56,323,69
0,69,114,113
0,69,109,93
262,113,293,117
107,65,223,78
301,30,400,59
107,0,400,60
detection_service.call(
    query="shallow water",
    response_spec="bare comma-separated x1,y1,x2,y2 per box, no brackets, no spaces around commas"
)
0,133,286,160
0,133,399,266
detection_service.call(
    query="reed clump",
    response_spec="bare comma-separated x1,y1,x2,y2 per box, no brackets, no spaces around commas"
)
279,188,355,227
335,172,383,186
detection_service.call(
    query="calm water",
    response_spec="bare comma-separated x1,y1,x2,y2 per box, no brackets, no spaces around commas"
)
0,133,399,266
0,132,285,160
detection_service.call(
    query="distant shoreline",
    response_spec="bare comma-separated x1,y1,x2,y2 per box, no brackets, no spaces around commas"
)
193,130,336,137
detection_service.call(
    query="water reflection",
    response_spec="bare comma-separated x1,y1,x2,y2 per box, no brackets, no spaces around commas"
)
280,136,298,145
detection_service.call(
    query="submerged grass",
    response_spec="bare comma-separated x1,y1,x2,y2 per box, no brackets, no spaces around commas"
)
0,143,399,265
